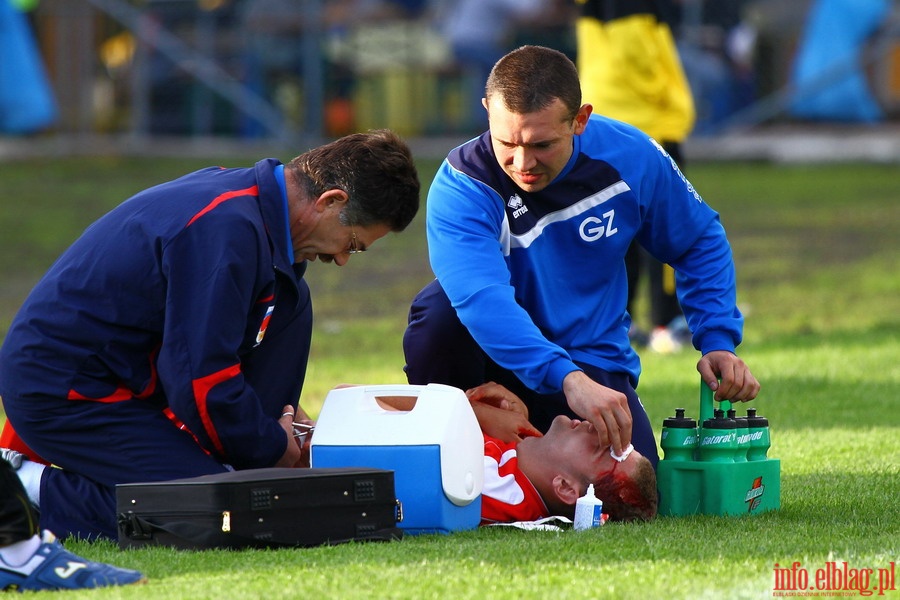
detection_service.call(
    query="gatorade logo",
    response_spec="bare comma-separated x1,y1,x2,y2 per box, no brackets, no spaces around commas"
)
54,562,88,579
682,435,698,446
745,477,766,512
701,432,736,445
738,431,763,444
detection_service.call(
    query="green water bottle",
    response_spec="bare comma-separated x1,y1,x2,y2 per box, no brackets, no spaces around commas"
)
699,409,738,462
660,408,698,462
729,409,750,463
745,408,771,461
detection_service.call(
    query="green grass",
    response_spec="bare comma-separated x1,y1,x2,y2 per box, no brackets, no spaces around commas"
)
1,158,898,599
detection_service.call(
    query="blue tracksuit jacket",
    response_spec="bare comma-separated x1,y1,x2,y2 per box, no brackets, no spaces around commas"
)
426,114,744,393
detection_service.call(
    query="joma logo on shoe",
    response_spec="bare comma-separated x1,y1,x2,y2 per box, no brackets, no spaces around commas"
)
53,562,87,579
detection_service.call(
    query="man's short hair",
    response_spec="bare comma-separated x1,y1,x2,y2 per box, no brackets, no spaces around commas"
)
288,129,420,231
485,45,582,122
592,455,658,522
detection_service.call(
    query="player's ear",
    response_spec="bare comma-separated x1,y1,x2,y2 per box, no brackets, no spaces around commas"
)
551,474,580,506
314,189,349,212
573,103,592,135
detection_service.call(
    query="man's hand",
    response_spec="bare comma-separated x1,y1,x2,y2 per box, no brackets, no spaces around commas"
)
697,350,760,402
562,371,632,455
293,413,315,469
466,381,530,418
274,404,305,468
466,382,542,443
470,402,543,443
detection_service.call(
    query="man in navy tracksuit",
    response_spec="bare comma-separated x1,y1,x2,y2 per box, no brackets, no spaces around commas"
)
403,46,760,467
0,130,420,540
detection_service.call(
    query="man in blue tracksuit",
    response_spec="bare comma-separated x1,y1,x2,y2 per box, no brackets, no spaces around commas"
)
403,46,759,467
0,130,420,540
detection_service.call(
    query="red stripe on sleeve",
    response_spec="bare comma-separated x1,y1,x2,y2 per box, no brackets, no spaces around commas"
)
68,386,134,403
67,346,160,403
191,363,242,457
186,185,259,227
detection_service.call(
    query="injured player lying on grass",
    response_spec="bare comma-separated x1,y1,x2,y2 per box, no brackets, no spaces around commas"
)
375,381,657,524
3,382,656,539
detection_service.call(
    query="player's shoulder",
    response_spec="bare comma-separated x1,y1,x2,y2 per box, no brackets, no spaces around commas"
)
434,133,507,201
583,113,651,147
446,132,493,173
579,114,664,174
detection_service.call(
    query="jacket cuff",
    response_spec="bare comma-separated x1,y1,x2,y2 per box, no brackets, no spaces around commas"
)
699,330,737,356
547,359,582,394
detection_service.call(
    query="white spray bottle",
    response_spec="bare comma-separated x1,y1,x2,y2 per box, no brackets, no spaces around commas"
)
573,483,604,530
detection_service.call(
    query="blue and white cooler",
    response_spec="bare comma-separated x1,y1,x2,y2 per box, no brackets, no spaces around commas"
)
310,384,483,534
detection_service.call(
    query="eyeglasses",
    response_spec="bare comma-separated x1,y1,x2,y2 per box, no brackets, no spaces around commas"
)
347,227,366,254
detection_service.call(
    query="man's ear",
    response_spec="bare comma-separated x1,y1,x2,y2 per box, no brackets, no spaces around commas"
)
551,474,580,507
313,189,349,213
573,103,593,135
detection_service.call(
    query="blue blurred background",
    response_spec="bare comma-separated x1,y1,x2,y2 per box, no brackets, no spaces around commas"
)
2,0,899,156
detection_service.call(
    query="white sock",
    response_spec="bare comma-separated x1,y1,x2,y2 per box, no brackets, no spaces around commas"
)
0,535,42,569
15,461,45,507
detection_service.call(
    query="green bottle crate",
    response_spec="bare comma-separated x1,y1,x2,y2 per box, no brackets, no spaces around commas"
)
657,381,781,516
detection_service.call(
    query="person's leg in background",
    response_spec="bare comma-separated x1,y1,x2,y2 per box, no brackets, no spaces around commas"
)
0,458,36,551
647,141,691,353
624,241,650,347
648,254,681,329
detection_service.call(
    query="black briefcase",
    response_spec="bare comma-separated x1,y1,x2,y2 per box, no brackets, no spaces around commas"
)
116,467,402,550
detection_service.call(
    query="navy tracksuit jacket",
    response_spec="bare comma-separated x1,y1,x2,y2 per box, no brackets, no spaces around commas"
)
0,159,313,539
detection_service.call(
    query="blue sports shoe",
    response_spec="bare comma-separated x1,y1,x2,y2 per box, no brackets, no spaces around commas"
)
0,531,146,592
